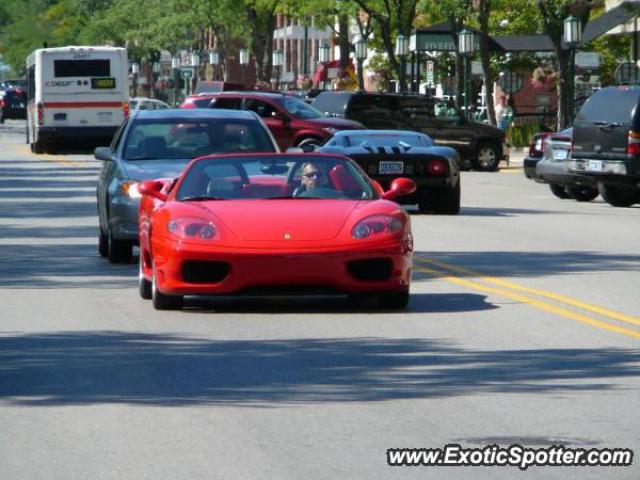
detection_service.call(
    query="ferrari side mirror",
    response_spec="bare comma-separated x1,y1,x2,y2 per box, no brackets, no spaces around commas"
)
382,178,417,200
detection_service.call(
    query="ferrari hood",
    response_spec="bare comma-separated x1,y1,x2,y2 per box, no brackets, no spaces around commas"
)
122,159,191,181
202,200,360,241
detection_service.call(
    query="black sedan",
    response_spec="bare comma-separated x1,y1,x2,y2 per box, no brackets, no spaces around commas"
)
318,130,461,214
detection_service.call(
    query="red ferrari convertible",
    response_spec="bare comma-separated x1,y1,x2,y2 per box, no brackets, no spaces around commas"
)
137,153,416,310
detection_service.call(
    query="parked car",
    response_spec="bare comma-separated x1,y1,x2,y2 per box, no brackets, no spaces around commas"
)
0,87,27,123
570,86,640,207
312,91,509,171
523,131,552,181
129,97,170,111
205,91,364,150
137,153,416,310
535,128,599,201
318,130,461,214
95,109,279,263
194,81,251,94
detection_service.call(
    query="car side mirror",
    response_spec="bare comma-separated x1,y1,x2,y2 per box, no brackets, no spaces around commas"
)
382,178,417,200
138,179,168,201
94,146,114,162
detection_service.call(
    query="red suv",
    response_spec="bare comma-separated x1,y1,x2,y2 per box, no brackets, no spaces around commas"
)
183,92,364,150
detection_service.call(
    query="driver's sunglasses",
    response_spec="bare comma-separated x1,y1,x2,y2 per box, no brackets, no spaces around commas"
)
302,171,325,179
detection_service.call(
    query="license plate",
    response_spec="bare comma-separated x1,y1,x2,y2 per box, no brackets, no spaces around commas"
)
588,160,603,172
379,161,403,175
553,149,568,160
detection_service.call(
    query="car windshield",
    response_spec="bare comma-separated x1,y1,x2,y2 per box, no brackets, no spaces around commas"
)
122,118,276,160
176,155,376,201
278,97,325,119
345,133,426,148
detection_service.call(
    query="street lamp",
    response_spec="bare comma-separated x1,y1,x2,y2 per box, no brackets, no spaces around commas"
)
209,49,220,81
354,38,367,91
189,51,200,94
171,55,181,106
395,34,409,92
239,48,249,85
458,28,476,121
319,43,330,91
564,15,582,126
272,49,284,90
130,62,140,97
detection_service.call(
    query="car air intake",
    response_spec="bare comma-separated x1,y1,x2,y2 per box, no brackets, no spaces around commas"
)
347,258,393,281
182,260,231,283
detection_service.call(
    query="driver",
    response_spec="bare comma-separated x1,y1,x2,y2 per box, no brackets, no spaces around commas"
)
300,162,329,191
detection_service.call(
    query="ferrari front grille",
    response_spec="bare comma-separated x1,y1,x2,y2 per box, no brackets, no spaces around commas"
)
346,258,393,281
182,260,231,283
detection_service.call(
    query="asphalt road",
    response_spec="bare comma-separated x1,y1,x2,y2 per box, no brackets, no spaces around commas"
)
1,120,639,479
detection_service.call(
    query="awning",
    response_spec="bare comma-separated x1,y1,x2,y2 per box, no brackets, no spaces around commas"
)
582,1,640,43
313,59,354,83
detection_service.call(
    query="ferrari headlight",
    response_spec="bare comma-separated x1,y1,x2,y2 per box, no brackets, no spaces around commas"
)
352,215,404,239
167,217,219,240
121,181,142,199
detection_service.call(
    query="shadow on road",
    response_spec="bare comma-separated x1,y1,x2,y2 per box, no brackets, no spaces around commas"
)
414,251,640,278
1,332,638,406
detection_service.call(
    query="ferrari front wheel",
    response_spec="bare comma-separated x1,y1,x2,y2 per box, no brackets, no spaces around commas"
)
138,256,152,300
152,269,183,310
377,291,410,310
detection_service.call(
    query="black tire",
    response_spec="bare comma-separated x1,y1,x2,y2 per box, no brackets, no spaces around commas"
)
98,230,109,257
377,291,410,310
138,256,152,300
598,184,640,207
152,269,183,310
107,225,132,264
422,180,461,214
566,186,599,202
32,139,46,154
473,142,500,172
549,184,571,199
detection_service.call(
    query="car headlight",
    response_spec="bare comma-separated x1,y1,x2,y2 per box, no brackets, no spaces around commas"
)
352,214,404,239
322,127,338,134
121,180,142,199
166,217,219,241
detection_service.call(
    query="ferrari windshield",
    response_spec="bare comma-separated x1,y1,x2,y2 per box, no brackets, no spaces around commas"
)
344,133,429,148
177,155,376,201
123,118,275,160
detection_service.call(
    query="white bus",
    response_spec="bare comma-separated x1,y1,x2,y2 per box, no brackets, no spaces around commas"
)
26,46,128,153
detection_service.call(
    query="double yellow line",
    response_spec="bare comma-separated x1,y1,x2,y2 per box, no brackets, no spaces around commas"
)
414,256,640,340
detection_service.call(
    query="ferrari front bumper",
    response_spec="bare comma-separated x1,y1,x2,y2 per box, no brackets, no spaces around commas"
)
152,243,412,296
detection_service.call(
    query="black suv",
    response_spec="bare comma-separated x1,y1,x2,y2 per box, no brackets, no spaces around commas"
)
312,91,509,171
0,87,27,123
570,86,640,207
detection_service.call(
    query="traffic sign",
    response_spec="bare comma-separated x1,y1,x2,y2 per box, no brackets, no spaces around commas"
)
614,62,640,84
181,68,193,79
498,70,523,94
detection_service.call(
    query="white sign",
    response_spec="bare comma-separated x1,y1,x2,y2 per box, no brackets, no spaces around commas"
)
471,61,483,75
575,52,601,69
426,61,434,84
327,67,339,79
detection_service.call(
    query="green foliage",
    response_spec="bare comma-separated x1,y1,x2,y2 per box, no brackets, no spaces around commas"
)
508,122,543,148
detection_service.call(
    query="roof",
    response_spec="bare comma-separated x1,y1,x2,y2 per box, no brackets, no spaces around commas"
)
132,109,258,120
491,35,555,52
333,129,426,137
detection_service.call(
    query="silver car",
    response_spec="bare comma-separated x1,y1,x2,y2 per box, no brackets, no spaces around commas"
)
535,127,599,201
96,109,279,263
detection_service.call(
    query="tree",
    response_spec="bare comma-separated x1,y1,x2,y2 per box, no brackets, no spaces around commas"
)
538,0,599,129
352,0,420,92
